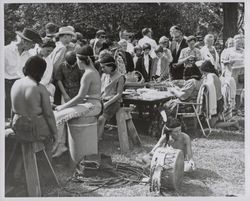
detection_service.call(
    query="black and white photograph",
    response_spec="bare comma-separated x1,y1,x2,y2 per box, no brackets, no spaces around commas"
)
1,0,248,199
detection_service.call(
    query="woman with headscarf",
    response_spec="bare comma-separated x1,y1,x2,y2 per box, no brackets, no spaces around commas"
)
52,45,102,157
97,55,125,140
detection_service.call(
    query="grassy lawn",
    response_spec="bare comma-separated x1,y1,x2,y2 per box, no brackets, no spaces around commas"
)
41,115,245,197
6,115,245,197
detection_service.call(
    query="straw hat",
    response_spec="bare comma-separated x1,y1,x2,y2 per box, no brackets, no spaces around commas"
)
56,26,76,37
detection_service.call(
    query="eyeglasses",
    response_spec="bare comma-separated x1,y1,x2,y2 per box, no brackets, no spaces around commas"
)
100,35,106,39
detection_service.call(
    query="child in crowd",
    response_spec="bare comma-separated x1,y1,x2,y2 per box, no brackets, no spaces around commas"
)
55,51,84,103
135,43,154,82
133,45,142,67
152,45,171,82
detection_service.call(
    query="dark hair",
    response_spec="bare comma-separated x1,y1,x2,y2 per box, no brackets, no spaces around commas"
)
142,43,151,50
170,25,182,33
186,35,196,43
76,32,83,41
134,45,142,53
142,28,152,36
41,40,56,48
166,117,181,128
183,64,202,80
65,51,77,65
100,39,112,52
23,56,47,84
76,45,95,64
99,54,117,72
45,22,58,34
154,45,164,53
200,60,219,76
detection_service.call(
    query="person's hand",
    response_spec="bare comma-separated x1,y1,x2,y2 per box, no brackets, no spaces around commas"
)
172,63,178,68
55,105,64,111
63,94,71,103
156,77,161,83
189,158,196,171
188,55,195,60
169,87,177,94
103,102,108,110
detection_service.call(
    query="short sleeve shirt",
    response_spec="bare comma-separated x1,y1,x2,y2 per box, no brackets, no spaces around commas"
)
55,62,84,98
179,78,201,101
179,47,201,67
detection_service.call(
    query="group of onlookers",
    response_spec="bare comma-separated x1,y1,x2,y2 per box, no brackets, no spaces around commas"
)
5,22,244,159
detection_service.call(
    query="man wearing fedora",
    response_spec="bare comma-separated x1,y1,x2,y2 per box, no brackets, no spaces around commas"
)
5,28,42,120
50,26,76,105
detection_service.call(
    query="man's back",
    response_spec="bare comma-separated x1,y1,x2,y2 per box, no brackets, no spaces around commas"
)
11,77,43,115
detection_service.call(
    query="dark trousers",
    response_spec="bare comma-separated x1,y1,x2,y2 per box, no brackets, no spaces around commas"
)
5,79,18,119
52,81,61,105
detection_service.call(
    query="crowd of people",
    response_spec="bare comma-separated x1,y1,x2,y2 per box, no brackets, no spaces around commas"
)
5,22,244,160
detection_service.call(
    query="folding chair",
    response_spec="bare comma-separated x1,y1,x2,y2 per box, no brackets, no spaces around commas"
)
175,85,212,137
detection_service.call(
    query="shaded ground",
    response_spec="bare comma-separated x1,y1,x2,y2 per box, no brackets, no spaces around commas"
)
5,114,245,197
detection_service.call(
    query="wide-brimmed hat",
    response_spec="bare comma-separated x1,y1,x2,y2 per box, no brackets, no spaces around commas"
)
16,28,42,44
56,26,76,37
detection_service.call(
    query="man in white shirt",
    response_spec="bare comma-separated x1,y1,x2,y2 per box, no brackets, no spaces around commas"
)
90,30,106,59
5,28,42,119
50,26,76,105
138,28,157,58
37,40,56,104
120,29,135,56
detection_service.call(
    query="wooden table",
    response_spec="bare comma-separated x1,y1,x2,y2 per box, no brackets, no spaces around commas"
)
122,90,174,137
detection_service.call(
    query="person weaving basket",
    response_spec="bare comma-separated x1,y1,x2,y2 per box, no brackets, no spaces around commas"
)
142,116,196,172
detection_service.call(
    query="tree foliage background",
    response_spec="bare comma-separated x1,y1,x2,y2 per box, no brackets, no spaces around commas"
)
4,2,244,45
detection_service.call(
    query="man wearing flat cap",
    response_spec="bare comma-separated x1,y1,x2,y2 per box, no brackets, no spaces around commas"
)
50,26,76,105
5,28,42,119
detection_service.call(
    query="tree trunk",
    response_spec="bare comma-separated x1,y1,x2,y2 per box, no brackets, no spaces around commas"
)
223,3,238,45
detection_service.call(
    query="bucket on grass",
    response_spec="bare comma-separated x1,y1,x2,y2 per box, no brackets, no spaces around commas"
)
67,116,98,164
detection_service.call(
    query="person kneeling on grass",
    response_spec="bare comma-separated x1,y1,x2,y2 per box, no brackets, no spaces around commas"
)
143,117,196,172
97,54,126,140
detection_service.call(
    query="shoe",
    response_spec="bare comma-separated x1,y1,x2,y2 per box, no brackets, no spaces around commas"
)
52,144,68,158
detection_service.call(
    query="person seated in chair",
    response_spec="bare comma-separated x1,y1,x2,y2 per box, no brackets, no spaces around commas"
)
97,54,126,140
142,117,196,172
200,60,239,130
162,64,202,116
